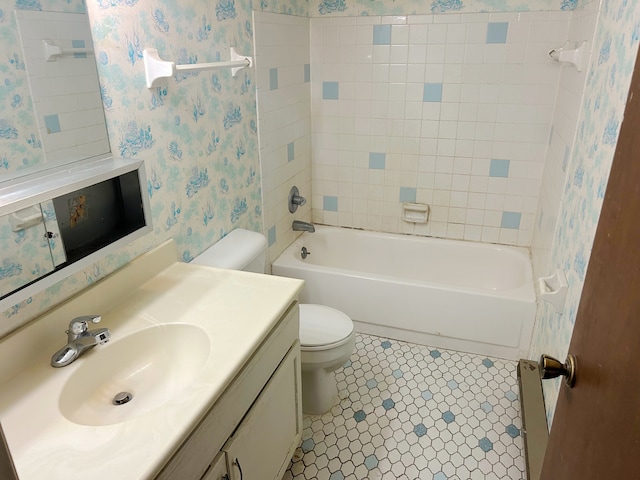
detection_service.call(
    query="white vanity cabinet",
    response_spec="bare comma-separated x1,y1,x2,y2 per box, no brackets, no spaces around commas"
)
156,302,303,480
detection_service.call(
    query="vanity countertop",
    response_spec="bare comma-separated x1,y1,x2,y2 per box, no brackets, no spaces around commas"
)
0,240,304,480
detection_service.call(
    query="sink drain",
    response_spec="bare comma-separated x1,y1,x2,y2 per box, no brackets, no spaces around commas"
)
113,391,133,406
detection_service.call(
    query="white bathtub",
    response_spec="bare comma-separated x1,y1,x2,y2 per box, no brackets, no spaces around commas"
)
272,226,536,360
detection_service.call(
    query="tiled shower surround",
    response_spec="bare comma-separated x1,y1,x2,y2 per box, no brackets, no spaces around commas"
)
310,12,571,246
285,334,524,480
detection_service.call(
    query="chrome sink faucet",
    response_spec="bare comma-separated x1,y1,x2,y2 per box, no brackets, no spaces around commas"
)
51,315,110,368
292,220,315,233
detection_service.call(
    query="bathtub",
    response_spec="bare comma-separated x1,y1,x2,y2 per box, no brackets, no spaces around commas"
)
272,226,536,360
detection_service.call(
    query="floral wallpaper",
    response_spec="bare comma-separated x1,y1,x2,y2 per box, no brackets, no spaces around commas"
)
0,0,262,337
310,0,582,17
529,0,640,425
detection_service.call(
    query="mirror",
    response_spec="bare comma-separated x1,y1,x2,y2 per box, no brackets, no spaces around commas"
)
0,3,116,310
1,5,109,183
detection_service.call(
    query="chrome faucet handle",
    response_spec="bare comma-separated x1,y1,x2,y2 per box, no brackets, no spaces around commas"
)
68,315,102,336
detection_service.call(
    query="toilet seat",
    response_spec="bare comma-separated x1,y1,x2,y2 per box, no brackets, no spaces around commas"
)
299,304,354,351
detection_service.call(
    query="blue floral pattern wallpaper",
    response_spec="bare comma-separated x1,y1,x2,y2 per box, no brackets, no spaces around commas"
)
0,0,262,335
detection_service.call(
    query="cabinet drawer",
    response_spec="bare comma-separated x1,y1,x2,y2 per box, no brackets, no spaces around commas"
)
225,342,302,480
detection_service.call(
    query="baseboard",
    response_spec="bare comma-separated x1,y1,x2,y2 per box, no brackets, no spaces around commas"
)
517,360,549,480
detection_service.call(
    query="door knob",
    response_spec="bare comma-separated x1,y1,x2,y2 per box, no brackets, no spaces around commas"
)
539,354,577,387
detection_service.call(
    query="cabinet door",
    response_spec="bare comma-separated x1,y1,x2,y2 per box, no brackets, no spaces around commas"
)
201,452,229,480
224,343,302,480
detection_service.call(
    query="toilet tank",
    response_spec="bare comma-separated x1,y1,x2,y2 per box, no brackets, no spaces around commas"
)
191,229,267,273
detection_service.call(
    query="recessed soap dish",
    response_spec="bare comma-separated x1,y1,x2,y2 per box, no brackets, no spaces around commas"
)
402,202,430,223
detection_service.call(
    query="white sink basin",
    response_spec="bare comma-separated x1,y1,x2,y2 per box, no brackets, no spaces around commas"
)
59,324,210,426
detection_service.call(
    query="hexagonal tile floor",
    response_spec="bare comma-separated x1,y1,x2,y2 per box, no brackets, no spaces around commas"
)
284,333,525,480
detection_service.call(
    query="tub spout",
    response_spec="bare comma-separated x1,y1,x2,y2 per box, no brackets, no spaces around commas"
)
293,220,315,233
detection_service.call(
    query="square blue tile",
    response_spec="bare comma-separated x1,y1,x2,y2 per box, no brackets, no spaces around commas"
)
72,39,87,59
423,83,443,102
369,152,386,170
489,159,510,178
486,22,509,44
267,225,276,246
399,187,417,203
323,195,338,211
373,24,391,45
269,67,278,90
287,142,295,162
44,114,61,134
322,81,339,100
501,212,522,229
304,63,310,83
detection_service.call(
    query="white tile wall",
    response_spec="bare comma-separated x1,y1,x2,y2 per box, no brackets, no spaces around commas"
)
530,6,599,278
15,11,109,164
253,12,312,266
310,12,572,246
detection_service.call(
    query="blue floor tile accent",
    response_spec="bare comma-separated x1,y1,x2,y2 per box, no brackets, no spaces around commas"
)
301,438,315,453
381,340,391,349
442,411,455,424
354,410,366,422
414,423,428,437
506,424,521,438
479,437,494,452
285,333,525,480
364,454,378,470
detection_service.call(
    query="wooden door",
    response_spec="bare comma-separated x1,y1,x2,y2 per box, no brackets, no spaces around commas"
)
540,47,640,478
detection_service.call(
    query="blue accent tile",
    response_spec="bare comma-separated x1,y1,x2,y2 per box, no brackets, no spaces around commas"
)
399,187,417,203
373,24,391,45
301,438,315,453
434,473,448,480
287,142,294,162
364,454,379,470
430,349,441,359
414,423,427,437
482,358,495,368
505,390,519,402
267,225,276,247
501,212,522,229
322,81,339,100
480,401,493,413
44,114,61,134
343,359,352,368
486,22,509,44
366,378,378,389
354,410,367,422
489,159,510,178
447,380,459,390
506,424,521,438
423,83,443,102
479,437,494,452
381,340,391,349
72,39,87,59
392,369,403,379
269,67,278,90
304,63,310,83
421,390,433,401
369,152,386,170
323,195,338,211
329,472,344,480
442,411,455,424
382,398,395,410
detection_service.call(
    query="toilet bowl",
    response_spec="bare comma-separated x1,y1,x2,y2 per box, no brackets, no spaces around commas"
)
299,304,355,415
191,228,355,415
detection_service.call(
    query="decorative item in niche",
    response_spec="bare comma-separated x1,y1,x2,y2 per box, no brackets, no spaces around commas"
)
67,195,87,228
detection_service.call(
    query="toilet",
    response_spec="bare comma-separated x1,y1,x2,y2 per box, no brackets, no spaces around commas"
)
191,228,355,415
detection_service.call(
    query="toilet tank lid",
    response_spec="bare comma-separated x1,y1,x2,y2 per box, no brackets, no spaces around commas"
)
299,304,354,347
192,228,267,269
